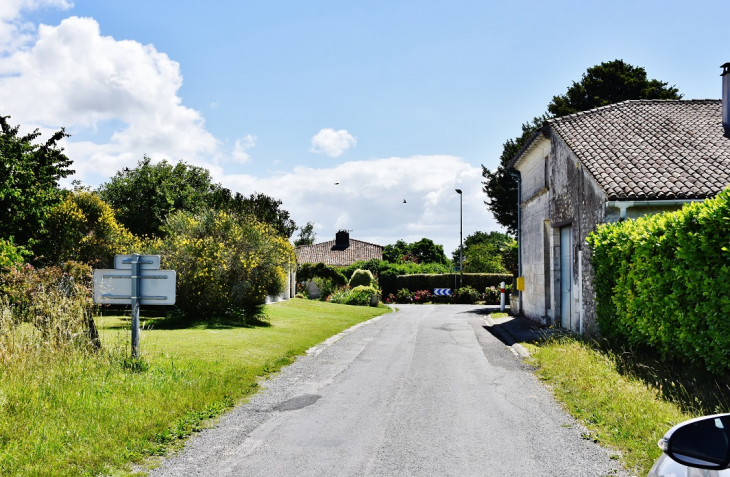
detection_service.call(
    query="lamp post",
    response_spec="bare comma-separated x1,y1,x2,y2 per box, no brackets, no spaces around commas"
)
455,188,463,288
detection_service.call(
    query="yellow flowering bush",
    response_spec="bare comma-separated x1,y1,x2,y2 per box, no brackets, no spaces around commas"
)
42,192,140,267
153,210,295,319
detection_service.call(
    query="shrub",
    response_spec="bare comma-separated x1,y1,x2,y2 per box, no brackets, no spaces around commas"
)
328,285,378,306
451,286,480,304
152,210,295,319
413,289,432,304
297,263,347,287
0,262,99,351
349,269,374,288
588,187,730,373
310,276,338,301
483,286,503,304
40,191,140,268
384,293,396,304
0,238,29,271
341,259,453,295
395,288,413,304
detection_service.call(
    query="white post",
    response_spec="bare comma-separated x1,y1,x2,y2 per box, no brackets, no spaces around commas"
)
500,281,506,312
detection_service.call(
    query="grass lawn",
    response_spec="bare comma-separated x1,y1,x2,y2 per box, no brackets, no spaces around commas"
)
524,337,727,476
0,299,388,476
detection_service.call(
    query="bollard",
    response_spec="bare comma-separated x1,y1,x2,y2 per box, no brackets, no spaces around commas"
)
500,281,506,312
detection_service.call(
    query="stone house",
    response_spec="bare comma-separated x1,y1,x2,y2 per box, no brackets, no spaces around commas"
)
295,230,383,298
509,67,730,333
296,230,383,267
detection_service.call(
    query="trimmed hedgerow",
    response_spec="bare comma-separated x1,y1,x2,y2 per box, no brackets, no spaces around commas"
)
587,187,730,374
296,262,348,287
394,273,511,295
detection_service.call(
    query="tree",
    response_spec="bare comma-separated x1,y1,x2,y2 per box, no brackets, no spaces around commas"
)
99,158,297,238
0,116,74,251
453,231,516,274
293,221,317,247
98,156,216,238
218,191,297,239
481,117,545,236
452,231,514,262
547,59,682,117
482,60,682,233
383,238,448,264
462,243,507,273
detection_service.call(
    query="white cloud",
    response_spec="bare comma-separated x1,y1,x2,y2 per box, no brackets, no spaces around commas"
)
231,135,256,164
0,0,72,52
0,9,221,183
310,128,356,158
220,155,502,254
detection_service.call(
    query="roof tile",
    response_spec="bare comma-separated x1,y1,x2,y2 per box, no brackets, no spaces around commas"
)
548,100,730,200
295,239,383,267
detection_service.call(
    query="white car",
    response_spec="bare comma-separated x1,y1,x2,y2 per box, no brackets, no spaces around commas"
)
648,414,730,477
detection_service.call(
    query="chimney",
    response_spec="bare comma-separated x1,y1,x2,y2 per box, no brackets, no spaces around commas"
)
723,63,730,132
335,230,350,249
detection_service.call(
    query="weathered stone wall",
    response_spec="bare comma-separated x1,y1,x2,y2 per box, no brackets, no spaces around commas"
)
516,137,551,323
520,192,550,322
549,134,607,334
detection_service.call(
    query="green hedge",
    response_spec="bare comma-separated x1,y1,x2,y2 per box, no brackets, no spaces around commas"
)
588,188,730,373
296,263,347,287
394,273,512,294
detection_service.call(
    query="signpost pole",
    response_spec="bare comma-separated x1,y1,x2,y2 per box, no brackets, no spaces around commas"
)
130,253,141,359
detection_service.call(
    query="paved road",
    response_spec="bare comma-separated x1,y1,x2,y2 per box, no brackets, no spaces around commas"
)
151,305,629,477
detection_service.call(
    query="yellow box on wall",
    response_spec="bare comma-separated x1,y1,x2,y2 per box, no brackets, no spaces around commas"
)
516,277,524,291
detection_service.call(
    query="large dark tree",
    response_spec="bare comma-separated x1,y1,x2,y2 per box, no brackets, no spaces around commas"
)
481,116,546,235
482,60,682,233
0,116,73,250
547,59,682,117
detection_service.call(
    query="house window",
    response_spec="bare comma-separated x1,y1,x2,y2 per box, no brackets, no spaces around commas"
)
544,155,550,190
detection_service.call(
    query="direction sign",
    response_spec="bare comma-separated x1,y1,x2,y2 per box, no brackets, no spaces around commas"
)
433,288,452,296
114,254,161,270
93,269,176,305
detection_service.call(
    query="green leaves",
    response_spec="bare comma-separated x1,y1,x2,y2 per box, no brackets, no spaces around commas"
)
0,116,73,253
588,187,730,373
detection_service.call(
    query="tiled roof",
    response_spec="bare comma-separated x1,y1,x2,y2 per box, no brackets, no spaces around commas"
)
548,100,730,200
296,239,383,267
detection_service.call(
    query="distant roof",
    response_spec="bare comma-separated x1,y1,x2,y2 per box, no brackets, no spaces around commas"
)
296,238,383,267
548,100,730,200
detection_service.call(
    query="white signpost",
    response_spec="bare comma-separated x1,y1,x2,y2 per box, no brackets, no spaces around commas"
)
93,254,176,358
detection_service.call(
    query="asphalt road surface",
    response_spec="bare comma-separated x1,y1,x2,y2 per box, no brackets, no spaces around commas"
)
150,305,630,477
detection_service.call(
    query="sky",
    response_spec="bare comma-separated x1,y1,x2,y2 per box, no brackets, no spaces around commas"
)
2,0,730,255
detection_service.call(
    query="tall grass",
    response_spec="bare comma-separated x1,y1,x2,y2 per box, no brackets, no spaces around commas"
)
529,335,730,475
0,291,388,475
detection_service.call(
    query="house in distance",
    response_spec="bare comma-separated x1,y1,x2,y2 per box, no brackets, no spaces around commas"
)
296,230,383,267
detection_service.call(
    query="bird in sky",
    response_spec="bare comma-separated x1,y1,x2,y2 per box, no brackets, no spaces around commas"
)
334,182,339,185
403,199,407,203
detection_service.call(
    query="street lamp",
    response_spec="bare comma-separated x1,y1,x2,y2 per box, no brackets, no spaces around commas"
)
455,188,463,288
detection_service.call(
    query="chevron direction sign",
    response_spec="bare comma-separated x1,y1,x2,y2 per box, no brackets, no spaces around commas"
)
433,288,452,296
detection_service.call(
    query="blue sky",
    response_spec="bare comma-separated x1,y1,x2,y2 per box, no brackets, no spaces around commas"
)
2,0,729,254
